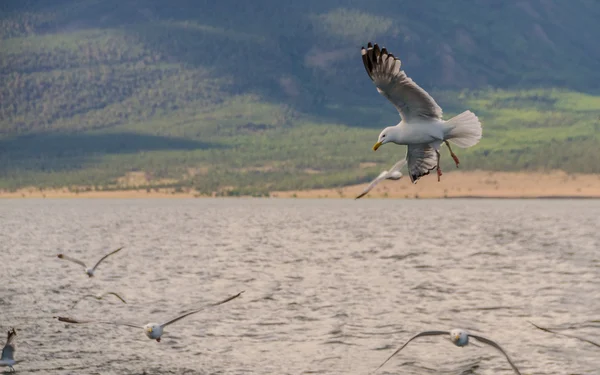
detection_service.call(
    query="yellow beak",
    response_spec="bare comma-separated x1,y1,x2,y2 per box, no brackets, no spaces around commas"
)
373,141,383,151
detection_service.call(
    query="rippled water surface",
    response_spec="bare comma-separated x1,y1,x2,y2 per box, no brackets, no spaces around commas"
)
1,198,599,374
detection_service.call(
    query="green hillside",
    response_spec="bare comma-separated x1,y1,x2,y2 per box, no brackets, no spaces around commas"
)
1,0,600,194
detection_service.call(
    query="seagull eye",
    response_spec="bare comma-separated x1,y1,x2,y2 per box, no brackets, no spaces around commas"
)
382,134,386,138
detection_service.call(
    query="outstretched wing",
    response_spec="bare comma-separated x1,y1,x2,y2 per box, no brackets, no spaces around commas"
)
361,42,442,122
57,254,87,269
469,334,522,375
160,291,244,328
388,158,408,174
72,292,127,308
101,292,127,304
54,316,141,329
406,144,437,183
91,247,124,271
374,330,448,372
1,328,16,361
355,171,389,200
529,321,600,348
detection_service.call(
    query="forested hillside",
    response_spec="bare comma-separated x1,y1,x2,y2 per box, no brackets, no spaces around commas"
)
1,0,600,193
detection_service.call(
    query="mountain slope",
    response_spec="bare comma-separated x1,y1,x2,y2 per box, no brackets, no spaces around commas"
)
1,0,599,193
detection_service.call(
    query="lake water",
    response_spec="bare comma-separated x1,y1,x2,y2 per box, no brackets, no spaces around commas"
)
0,198,598,374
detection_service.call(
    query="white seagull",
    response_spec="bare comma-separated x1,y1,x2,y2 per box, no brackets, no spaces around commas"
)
355,158,406,199
361,42,482,183
529,321,600,348
55,291,244,342
0,328,17,372
71,292,127,309
57,246,124,277
374,328,521,374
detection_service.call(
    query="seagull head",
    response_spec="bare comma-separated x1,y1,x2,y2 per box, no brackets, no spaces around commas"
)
373,127,396,151
450,329,469,347
144,323,163,341
85,268,94,277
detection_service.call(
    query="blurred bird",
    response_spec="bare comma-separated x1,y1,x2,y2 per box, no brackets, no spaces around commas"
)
55,291,243,342
57,246,124,277
355,159,406,199
374,328,521,374
71,292,127,309
0,328,17,372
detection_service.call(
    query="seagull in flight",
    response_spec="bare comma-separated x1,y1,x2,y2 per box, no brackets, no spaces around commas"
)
355,158,406,199
374,328,521,374
55,291,244,342
529,321,600,348
361,42,482,183
0,328,17,372
71,292,127,309
57,246,124,277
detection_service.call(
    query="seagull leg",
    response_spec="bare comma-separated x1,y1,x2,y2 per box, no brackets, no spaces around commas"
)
436,150,442,182
156,337,161,342
445,141,460,167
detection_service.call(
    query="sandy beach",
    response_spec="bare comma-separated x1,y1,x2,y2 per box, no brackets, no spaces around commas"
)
1,170,600,199
272,170,600,199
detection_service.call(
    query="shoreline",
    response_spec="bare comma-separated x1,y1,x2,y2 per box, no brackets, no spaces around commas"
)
1,171,600,199
271,170,600,199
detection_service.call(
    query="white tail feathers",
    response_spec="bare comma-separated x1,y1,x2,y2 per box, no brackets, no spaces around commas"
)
445,110,482,148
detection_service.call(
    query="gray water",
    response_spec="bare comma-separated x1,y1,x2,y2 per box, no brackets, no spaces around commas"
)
0,198,598,375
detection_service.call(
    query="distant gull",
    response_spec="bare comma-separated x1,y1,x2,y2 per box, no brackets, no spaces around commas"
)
55,291,243,342
0,328,17,372
361,42,482,182
529,321,600,348
355,158,406,199
374,328,522,374
71,292,127,309
57,246,124,277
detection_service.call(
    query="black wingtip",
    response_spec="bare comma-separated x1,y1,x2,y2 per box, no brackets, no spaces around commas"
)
528,321,549,332
55,316,78,323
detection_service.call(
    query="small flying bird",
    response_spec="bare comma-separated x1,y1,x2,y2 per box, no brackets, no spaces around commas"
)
374,328,521,375
529,321,600,348
361,42,482,183
71,292,127,309
55,291,244,342
57,246,124,277
0,328,17,372
355,159,406,199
